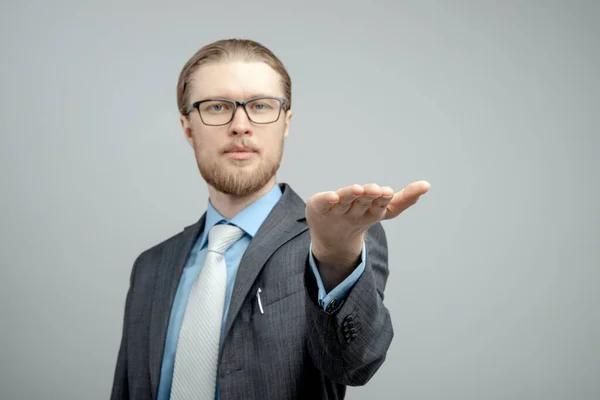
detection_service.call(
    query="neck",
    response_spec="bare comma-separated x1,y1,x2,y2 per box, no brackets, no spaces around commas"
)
208,178,277,220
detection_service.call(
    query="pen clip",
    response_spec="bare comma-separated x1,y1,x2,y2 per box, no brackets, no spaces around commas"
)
256,287,264,314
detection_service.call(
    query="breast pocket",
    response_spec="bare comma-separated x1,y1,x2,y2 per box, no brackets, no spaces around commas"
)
258,272,306,309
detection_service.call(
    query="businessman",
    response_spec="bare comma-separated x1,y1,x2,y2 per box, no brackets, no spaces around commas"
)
110,38,430,400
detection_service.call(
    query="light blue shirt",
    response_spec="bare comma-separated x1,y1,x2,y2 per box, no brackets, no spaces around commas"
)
157,184,366,399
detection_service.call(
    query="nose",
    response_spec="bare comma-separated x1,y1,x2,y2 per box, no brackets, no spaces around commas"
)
229,105,252,136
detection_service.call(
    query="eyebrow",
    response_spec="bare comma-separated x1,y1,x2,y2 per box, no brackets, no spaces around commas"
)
197,93,281,102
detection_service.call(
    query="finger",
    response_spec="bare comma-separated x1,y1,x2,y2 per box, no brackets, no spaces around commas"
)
366,186,394,219
330,184,365,214
308,191,340,214
369,186,394,211
383,181,430,220
346,183,383,217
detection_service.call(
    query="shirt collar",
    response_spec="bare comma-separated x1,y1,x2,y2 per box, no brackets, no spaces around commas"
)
198,184,283,249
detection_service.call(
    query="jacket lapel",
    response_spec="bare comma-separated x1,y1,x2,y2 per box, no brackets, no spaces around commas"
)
221,183,308,347
148,214,205,400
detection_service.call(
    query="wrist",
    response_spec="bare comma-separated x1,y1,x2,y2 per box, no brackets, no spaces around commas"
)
311,233,364,270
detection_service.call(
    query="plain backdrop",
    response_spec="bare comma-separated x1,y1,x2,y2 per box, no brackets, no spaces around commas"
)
1,1,599,399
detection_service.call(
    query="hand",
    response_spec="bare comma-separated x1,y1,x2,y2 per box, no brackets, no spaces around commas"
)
306,181,430,272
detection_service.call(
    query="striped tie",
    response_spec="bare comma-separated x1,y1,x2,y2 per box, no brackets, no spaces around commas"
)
170,223,244,400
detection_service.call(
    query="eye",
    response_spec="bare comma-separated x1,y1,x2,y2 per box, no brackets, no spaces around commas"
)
202,101,232,113
250,101,273,111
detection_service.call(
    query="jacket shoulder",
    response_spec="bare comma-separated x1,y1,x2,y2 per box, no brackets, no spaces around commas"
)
133,220,202,270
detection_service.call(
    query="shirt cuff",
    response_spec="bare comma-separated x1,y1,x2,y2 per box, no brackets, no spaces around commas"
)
308,241,367,313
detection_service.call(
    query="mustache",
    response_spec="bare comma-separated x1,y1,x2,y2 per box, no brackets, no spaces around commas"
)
222,140,259,153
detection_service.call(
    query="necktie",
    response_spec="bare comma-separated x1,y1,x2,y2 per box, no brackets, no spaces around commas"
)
170,223,244,400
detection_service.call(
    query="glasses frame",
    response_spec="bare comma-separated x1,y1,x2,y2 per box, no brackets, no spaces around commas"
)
185,96,287,126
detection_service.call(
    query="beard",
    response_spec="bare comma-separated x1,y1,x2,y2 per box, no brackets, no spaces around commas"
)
195,138,284,197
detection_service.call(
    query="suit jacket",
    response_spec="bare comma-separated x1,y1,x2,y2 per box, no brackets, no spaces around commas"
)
110,183,393,400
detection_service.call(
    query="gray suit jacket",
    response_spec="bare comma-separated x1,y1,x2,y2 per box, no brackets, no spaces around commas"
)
110,183,393,400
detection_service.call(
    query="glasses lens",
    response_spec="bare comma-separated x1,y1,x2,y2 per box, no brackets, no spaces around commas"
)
199,100,235,125
246,98,282,123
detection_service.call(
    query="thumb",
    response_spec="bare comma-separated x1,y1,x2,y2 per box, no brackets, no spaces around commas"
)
383,181,430,220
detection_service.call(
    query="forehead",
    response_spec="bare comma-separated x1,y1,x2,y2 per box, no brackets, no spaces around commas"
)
190,60,284,100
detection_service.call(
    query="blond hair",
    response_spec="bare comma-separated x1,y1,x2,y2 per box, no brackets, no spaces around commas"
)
176,38,292,116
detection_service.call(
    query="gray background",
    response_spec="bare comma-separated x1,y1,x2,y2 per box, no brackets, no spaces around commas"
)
1,1,598,399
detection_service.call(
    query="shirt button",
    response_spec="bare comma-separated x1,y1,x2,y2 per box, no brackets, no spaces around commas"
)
326,299,337,313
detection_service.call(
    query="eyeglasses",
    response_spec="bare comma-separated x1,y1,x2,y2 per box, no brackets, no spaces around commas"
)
186,96,287,126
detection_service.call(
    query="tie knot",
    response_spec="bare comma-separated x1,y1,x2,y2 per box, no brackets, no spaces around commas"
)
207,224,244,254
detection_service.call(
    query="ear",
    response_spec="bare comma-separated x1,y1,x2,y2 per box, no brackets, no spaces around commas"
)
283,109,293,139
180,114,195,148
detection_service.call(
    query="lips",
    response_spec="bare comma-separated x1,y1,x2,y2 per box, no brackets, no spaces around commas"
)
224,146,257,161
225,147,255,153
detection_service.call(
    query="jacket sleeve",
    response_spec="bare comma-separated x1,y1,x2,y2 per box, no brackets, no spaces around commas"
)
304,221,393,386
110,258,139,400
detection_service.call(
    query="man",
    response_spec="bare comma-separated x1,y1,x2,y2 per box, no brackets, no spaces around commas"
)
110,38,430,400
